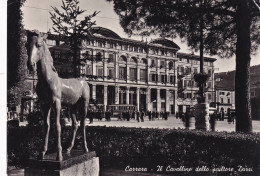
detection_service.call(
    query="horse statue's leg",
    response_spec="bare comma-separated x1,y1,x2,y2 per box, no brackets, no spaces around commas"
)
38,103,51,160
66,107,79,154
54,99,63,161
81,100,89,153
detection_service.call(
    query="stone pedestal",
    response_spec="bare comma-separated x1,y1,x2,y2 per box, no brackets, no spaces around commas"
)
194,103,209,130
25,150,99,176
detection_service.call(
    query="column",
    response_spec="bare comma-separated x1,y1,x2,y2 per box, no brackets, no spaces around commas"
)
137,59,140,83
92,50,97,76
157,88,161,112
165,60,169,85
166,89,170,112
126,55,130,83
126,86,130,104
115,53,119,82
104,85,108,110
104,52,108,81
92,84,96,100
146,88,151,111
115,86,119,104
136,87,140,111
147,58,150,83
174,90,178,114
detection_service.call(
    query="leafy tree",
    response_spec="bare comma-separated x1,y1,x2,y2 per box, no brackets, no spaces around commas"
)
49,0,99,77
7,0,27,108
107,0,260,133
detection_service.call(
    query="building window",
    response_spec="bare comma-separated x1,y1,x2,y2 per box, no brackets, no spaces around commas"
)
186,67,191,74
160,60,165,68
96,67,103,77
169,62,174,70
107,68,114,79
161,50,164,56
227,98,230,104
108,54,114,63
208,70,212,77
150,59,156,67
207,82,212,88
119,56,127,62
181,67,185,74
108,42,115,48
151,73,157,82
134,46,138,52
130,68,137,81
97,41,103,47
119,67,126,79
96,52,102,62
221,98,224,103
140,69,147,81
141,58,147,64
86,65,92,76
170,76,175,84
187,93,192,99
208,94,212,100
80,66,86,75
122,45,128,50
161,75,166,83
130,57,137,63
129,46,133,51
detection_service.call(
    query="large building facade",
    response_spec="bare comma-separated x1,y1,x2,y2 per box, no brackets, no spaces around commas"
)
45,27,216,114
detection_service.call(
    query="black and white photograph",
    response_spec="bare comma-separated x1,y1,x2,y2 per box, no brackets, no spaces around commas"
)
5,0,260,175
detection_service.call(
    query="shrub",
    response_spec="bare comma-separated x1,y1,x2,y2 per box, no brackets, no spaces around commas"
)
7,126,260,175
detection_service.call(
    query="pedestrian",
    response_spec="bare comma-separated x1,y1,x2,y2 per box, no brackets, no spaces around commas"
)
88,109,93,124
221,109,225,121
176,112,179,119
156,111,159,120
184,111,190,130
140,110,144,122
136,111,140,122
209,111,216,131
148,111,152,121
105,110,109,121
227,109,231,124
131,111,135,120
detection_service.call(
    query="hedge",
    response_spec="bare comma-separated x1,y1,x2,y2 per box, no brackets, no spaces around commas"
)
7,126,260,176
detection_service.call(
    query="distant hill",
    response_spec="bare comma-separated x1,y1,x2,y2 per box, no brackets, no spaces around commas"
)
215,64,260,90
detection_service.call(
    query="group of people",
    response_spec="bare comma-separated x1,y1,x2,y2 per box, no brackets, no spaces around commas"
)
118,111,170,122
87,108,171,123
87,108,113,124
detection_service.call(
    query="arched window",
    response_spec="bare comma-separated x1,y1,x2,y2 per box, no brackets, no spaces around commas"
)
96,52,102,62
130,57,137,63
141,58,147,64
119,56,127,62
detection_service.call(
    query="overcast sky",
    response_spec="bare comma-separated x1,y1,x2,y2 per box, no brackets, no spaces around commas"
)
21,0,260,73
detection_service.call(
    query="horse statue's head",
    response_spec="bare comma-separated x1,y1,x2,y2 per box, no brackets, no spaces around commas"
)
26,30,48,72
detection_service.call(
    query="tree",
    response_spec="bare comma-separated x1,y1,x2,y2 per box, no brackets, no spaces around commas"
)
107,0,260,132
49,0,99,77
7,0,27,109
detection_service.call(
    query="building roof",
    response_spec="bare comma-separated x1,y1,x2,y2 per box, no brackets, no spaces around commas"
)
91,27,122,39
149,38,180,50
177,52,217,62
